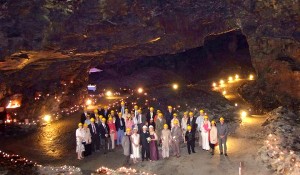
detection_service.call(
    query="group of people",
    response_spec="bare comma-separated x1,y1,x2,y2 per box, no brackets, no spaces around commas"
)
76,101,229,166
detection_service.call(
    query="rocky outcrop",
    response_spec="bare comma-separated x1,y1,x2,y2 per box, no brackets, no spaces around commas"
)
258,107,300,174
0,0,299,114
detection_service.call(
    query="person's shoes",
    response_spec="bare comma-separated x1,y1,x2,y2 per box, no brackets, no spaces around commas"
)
211,152,214,155
192,151,196,153
220,152,223,155
176,155,180,158
188,152,191,155
225,153,228,156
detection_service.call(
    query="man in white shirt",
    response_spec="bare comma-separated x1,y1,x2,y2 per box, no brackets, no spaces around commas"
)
196,109,205,147
146,107,155,124
120,101,126,115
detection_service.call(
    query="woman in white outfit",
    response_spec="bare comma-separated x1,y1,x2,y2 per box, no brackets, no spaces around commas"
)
76,123,85,160
201,116,211,151
181,112,188,142
131,127,140,163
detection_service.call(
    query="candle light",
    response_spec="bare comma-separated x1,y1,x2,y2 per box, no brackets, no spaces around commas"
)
172,83,179,90
137,87,144,93
106,91,113,97
249,74,254,80
235,74,239,80
43,115,51,122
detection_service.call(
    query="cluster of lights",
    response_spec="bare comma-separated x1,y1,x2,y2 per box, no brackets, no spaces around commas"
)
212,74,255,105
38,165,82,175
0,149,82,175
263,134,300,173
0,150,37,167
6,100,21,109
96,166,155,175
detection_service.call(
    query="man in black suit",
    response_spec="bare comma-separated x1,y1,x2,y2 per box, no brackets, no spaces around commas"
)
88,118,100,152
140,125,150,161
146,107,156,125
185,125,196,154
187,112,197,133
115,112,125,146
99,118,110,154
165,106,174,129
97,105,103,115
80,110,88,124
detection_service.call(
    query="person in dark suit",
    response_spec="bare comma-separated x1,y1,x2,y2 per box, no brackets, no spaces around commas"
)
101,106,110,120
97,105,103,115
165,106,173,129
140,125,150,161
80,111,88,124
99,118,110,154
146,107,156,125
187,112,197,133
185,125,196,154
115,112,126,146
88,118,100,152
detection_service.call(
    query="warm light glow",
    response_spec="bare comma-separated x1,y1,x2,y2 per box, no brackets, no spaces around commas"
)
6,100,21,109
228,76,233,82
43,115,51,122
249,74,254,80
222,90,227,95
212,82,217,87
149,37,161,43
172,83,179,90
106,91,113,97
86,99,92,105
235,74,239,80
219,80,225,85
235,103,238,107
241,111,247,119
137,87,143,93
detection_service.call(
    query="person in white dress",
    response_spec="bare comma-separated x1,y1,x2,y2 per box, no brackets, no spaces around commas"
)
131,127,140,163
171,113,180,128
196,109,205,147
201,116,211,151
181,112,188,142
76,123,85,160
122,109,131,124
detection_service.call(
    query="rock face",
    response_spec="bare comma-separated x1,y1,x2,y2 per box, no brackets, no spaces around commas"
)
0,0,299,114
258,107,300,174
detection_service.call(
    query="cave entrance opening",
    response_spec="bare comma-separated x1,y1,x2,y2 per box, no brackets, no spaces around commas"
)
88,30,254,91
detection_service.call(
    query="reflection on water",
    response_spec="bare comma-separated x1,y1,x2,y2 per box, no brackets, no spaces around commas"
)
38,124,64,159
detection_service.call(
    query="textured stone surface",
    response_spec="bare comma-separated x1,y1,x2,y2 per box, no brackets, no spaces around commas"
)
0,0,299,112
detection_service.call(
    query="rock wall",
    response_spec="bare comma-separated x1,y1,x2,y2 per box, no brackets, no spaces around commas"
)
0,0,299,114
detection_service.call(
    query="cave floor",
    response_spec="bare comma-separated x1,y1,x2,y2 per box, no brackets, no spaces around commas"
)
0,78,274,175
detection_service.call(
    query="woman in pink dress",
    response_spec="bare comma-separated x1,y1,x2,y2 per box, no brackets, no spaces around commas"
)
107,117,117,150
125,115,134,130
